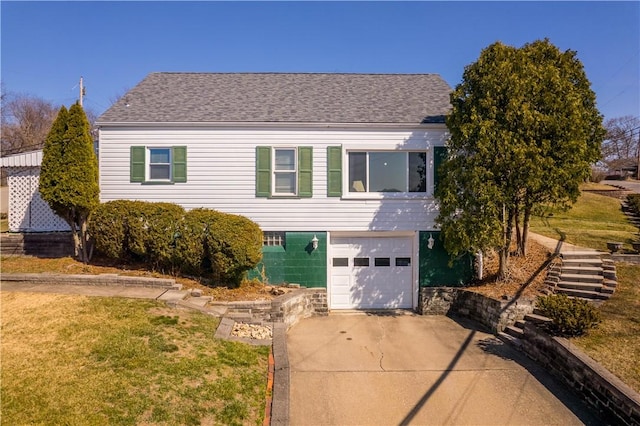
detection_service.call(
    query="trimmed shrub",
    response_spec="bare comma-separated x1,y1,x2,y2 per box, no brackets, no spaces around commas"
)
174,208,263,285
140,202,184,268
536,293,601,337
91,200,130,259
91,203,262,286
173,208,213,276
91,200,184,267
206,211,263,285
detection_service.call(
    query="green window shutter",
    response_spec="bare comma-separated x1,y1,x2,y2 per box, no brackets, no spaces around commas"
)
298,146,313,198
327,146,342,197
433,146,448,193
172,146,187,183
130,146,145,182
256,146,272,197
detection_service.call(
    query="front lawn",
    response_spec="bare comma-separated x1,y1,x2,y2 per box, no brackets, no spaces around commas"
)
529,191,638,252
0,293,269,425
571,263,640,393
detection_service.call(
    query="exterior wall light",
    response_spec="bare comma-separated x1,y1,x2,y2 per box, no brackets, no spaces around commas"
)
428,233,435,250
311,234,319,250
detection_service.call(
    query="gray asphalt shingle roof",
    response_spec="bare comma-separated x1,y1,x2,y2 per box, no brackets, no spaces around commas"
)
97,73,451,125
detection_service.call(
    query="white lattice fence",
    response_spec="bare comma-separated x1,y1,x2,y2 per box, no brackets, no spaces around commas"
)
7,167,70,232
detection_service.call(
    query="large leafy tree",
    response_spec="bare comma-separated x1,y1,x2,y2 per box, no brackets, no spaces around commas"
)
437,39,605,279
40,103,99,263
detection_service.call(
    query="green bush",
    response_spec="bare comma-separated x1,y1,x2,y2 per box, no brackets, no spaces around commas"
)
92,203,263,286
174,208,263,286
90,200,184,268
91,200,130,259
536,293,601,337
207,211,263,285
173,208,213,276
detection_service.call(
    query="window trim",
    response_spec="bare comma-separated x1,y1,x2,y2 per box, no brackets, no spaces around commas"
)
147,147,172,182
273,147,298,196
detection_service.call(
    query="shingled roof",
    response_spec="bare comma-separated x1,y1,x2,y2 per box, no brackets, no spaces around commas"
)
97,73,451,125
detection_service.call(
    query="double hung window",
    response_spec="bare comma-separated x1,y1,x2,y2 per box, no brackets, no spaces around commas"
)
130,146,187,184
274,149,297,195
255,146,312,198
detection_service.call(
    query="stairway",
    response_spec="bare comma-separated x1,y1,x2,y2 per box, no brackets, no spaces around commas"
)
544,250,617,302
501,247,618,343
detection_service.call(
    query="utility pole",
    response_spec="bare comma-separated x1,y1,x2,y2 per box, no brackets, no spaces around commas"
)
79,76,85,107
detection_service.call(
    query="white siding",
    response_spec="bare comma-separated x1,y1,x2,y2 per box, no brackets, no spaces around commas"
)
98,126,446,232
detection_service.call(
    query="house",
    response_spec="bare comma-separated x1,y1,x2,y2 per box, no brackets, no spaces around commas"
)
0,150,70,232
96,73,472,311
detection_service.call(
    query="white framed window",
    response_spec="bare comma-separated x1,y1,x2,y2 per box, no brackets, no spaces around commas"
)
148,148,171,181
347,151,426,194
273,148,297,195
263,231,285,246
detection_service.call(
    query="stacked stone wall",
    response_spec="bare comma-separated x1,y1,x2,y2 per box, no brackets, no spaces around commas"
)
418,287,534,333
520,320,640,424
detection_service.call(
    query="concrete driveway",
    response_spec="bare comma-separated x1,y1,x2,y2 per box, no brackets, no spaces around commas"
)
287,312,601,425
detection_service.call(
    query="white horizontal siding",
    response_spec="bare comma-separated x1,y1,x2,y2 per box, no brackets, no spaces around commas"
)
99,127,445,232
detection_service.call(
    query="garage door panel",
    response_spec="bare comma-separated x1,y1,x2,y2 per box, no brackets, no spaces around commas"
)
330,236,413,310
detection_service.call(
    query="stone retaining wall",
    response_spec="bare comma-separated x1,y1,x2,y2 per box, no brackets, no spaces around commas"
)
1,272,178,288
418,287,535,333
520,319,640,425
211,288,328,327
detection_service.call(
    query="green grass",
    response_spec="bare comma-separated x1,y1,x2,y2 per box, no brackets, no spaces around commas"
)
1,294,269,425
529,191,639,251
1,218,8,232
571,264,640,393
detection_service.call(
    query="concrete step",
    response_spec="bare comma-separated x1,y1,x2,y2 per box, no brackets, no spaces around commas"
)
497,331,523,348
515,319,526,329
603,279,617,288
561,258,603,268
557,281,604,291
560,266,603,275
600,286,615,294
524,313,552,324
559,273,603,284
560,251,603,260
504,325,524,339
556,287,610,300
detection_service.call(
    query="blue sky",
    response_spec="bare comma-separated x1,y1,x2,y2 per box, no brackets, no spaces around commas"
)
2,1,638,121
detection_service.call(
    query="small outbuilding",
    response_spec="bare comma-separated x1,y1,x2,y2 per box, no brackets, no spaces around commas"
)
0,150,69,232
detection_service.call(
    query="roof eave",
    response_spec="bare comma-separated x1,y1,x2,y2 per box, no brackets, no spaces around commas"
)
95,121,447,130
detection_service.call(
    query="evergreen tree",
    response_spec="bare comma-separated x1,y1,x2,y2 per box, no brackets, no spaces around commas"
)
40,103,99,262
437,39,605,279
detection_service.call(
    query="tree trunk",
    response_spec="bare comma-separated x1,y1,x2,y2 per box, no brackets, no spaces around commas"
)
520,206,532,257
498,207,515,280
514,203,523,256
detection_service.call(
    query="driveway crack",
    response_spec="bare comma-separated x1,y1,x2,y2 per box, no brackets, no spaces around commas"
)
376,316,386,371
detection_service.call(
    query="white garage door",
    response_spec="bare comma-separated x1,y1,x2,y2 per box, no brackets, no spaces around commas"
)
330,236,413,309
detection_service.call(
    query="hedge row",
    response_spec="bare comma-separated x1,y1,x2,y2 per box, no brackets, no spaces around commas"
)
90,201,263,286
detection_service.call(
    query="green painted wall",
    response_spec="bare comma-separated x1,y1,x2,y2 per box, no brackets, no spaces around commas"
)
419,231,473,287
248,231,327,288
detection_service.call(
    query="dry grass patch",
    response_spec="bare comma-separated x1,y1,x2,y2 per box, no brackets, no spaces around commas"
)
0,293,269,425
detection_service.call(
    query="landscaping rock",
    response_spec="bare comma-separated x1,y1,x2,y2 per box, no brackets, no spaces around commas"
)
231,322,273,340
